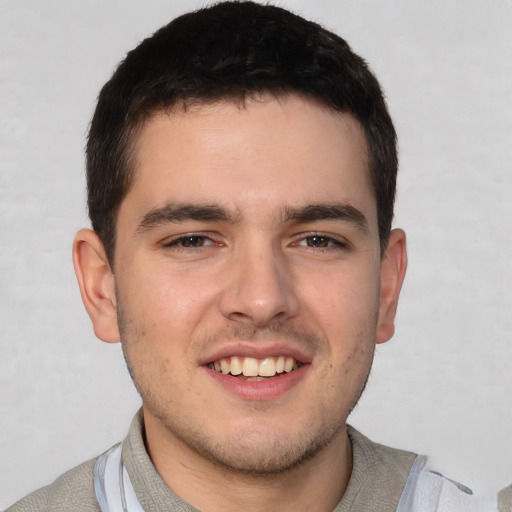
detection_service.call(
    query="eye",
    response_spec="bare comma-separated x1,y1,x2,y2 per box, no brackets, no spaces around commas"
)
304,235,332,248
163,234,216,249
178,235,211,248
293,233,348,250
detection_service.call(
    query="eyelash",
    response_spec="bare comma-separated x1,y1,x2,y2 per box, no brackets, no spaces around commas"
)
162,233,220,251
292,232,348,251
161,232,348,252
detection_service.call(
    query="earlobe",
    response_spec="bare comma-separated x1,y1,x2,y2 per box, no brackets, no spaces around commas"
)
376,229,407,344
72,229,121,343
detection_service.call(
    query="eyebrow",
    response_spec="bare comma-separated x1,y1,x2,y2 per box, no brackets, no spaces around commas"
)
282,203,368,231
137,203,237,233
136,201,368,233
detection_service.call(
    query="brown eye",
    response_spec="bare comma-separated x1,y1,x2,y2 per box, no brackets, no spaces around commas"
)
306,236,330,248
164,234,216,249
180,236,208,247
294,233,347,251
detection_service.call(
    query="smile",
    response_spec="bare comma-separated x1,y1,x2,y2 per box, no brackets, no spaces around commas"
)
207,356,301,378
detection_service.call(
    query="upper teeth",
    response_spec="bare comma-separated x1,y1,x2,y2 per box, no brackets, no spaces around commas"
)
209,356,300,377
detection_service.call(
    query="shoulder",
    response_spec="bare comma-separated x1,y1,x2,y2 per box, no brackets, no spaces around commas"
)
7,458,99,512
336,426,417,511
342,427,491,512
498,485,512,512
347,425,417,478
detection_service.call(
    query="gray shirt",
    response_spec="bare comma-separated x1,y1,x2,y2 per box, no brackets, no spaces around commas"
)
8,411,417,511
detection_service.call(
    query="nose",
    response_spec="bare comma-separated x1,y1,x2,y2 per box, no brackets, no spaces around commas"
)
218,241,300,327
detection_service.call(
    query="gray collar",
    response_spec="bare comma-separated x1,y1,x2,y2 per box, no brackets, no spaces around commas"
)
121,411,416,512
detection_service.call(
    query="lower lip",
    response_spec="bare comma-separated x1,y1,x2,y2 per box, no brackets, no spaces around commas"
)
204,365,309,401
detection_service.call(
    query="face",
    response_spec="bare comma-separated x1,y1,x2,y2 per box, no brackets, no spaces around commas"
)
107,95,399,474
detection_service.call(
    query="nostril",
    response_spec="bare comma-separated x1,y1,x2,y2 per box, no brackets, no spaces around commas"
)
217,253,300,325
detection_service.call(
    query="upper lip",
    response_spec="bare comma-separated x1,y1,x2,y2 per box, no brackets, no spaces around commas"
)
199,342,313,366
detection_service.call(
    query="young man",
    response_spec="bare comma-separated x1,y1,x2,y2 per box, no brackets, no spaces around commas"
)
8,2,496,511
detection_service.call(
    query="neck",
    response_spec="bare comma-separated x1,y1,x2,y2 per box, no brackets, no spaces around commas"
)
143,409,353,512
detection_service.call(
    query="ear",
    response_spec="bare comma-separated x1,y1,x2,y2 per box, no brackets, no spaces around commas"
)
376,229,407,344
72,229,121,343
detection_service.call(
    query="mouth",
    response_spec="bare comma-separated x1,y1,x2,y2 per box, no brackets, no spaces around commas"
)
207,356,302,381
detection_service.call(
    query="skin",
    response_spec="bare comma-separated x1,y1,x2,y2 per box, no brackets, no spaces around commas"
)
73,94,407,512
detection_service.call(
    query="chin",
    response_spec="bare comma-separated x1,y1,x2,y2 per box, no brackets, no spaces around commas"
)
180,419,346,476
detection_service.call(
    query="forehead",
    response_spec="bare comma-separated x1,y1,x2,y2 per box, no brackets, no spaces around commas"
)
122,95,376,228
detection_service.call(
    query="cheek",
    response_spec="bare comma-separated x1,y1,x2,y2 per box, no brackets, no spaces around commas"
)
120,264,213,328
301,266,380,385
303,267,380,328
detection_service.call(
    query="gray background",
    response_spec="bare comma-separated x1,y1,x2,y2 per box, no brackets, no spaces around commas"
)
1,0,511,507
